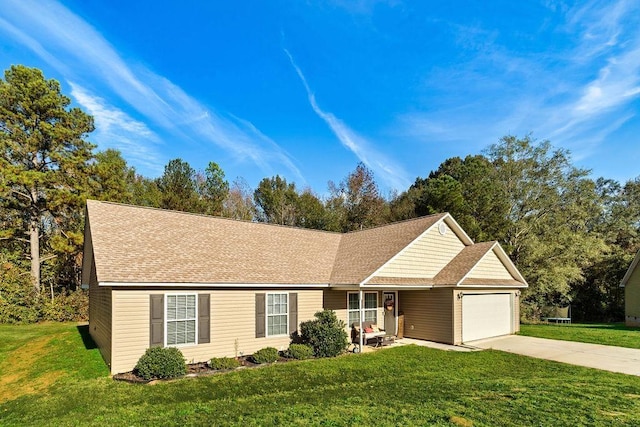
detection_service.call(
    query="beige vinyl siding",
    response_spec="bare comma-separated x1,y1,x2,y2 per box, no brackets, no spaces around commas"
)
398,288,453,344
453,290,519,344
88,263,112,368
376,221,465,279
323,290,348,327
110,288,323,375
466,250,514,280
625,263,640,326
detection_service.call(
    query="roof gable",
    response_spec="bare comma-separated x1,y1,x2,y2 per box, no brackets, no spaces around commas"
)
361,217,466,284
330,214,446,285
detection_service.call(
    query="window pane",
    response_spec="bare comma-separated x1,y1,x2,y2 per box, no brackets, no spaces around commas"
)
364,310,377,323
348,293,359,310
348,311,360,327
186,295,196,318
267,294,274,315
167,321,176,345
186,320,196,343
364,293,377,309
167,295,176,320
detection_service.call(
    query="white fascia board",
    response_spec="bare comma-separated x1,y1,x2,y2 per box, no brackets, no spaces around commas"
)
101,282,330,288
492,244,528,285
620,250,640,287
457,284,528,289
442,215,474,246
359,214,449,286
361,284,435,290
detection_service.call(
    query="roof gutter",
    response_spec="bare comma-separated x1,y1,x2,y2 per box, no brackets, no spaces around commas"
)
100,282,331,288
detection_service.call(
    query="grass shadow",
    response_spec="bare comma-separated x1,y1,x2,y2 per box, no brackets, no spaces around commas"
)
76,325,98,350
573,323,639,331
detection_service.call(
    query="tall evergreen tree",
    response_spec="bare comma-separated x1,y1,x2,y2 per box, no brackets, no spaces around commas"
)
197,161,229,216
156,158,200,212
0,66,95,293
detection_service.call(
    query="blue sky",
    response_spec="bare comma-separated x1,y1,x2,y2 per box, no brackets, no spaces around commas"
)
1,0,639,195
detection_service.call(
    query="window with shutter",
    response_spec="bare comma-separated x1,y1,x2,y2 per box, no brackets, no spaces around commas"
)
266,293,288,336
166,294,197,346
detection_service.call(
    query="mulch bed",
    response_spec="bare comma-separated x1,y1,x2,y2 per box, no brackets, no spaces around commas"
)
113,355,296,384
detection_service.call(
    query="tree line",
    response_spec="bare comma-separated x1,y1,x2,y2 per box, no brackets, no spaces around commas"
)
1,65,638,323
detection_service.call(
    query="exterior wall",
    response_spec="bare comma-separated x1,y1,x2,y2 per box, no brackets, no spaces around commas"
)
110,288,323,375
88,263,112,369
625,264,640,327
398,288,454,344
467,251,514,280
376,221,465,279
453,289,520,344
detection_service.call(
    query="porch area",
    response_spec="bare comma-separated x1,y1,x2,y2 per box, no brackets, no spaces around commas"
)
351,337,478,354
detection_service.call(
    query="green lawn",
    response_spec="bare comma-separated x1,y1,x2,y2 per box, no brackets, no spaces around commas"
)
2,323,640,426
520,323,640,349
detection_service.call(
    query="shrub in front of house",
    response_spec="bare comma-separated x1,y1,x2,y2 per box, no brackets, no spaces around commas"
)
286,343,314,360
134,347,187,380
209,356,241,370
298,309,348,358
252,347,279,364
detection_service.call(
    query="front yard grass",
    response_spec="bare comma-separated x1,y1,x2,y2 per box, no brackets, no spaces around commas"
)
520,323,640,349
2,323,640,426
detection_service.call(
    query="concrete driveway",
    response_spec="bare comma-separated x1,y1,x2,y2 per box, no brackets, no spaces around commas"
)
470,335,640,376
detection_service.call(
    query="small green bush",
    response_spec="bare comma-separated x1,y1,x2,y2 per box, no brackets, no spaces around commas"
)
286,343,314,360
252,347,279,364
134,347,186,380
298,310,348,358
209,356,241,370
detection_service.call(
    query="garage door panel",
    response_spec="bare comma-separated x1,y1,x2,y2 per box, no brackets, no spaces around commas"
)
462,294,512,342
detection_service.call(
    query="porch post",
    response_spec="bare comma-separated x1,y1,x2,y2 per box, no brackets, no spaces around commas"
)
359,288,364,350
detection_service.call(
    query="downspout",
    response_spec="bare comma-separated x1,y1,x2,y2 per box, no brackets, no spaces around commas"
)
359,288,364,351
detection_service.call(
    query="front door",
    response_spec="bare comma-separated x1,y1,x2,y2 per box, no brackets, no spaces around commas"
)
383,291,397,335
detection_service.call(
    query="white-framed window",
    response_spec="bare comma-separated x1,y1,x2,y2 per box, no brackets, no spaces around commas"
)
266,293,288,336
347,292,378,326
166,293,197,346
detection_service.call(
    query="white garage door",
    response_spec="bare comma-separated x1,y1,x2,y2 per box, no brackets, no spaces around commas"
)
462,293,512,342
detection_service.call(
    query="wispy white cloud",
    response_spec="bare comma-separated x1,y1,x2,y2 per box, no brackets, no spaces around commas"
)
69,83,163,173
396,0,640,166
284,48,409,190
0,0,302,181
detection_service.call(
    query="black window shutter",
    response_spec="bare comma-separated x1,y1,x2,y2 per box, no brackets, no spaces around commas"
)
198,294,210,344
149,294,164,347
255,293,265,338
289,293,298,335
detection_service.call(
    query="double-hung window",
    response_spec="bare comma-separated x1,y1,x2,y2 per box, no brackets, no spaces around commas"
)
267,293,288,336
166,294,197,346
347,292,378,326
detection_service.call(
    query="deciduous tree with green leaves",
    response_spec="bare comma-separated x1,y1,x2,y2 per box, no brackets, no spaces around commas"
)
486,135,606,314
327,163,387,232
0,65,95,294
